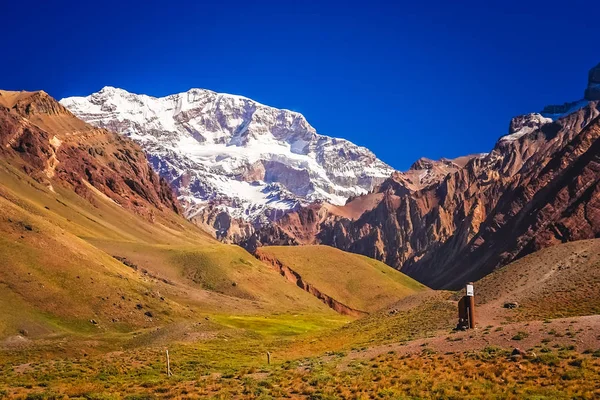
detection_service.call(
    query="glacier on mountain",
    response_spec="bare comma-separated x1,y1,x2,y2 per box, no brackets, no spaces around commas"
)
60,87,394,221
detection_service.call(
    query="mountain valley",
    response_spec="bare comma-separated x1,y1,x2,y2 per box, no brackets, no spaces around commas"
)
59,64,600,292
0,64,599,399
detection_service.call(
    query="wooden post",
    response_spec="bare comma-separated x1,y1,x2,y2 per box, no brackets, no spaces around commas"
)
458,296,467,329
466,282,475,329
267,351,271,365
166,349,173,376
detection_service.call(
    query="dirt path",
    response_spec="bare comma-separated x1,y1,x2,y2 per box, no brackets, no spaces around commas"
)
340,314,600,366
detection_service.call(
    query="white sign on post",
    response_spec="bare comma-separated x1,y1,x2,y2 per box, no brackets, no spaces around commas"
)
466,284,474,297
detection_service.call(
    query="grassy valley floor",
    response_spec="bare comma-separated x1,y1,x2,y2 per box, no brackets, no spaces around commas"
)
1,314,600,399
1,288,600,399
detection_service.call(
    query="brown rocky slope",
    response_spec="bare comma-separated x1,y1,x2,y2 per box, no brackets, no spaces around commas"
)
0,90,180,218
242,84,600,290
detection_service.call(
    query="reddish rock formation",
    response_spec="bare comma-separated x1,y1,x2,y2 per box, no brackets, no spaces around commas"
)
0,90,180,218
245,102,600,290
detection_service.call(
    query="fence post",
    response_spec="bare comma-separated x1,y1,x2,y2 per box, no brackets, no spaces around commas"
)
166,349,173,376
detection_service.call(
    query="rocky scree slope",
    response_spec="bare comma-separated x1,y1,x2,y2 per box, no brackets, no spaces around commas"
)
60,87,394,239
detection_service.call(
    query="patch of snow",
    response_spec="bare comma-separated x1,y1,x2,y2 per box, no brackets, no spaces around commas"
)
541,100,590,121
500,114,553,142
60,87,395,221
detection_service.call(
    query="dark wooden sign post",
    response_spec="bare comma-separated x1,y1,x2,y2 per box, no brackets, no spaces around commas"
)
466,282,475,329
457,282,475,330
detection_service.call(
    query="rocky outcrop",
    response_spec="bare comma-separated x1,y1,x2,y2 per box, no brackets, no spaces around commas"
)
188,204,255,242
0,90,181,218
402,156,479,190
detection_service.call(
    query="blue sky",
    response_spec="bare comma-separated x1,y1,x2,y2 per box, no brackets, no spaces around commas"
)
3,0,598,170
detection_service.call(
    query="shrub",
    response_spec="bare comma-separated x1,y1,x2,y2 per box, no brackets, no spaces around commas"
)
534,353,559,366
568,359,583,367
511,331,529,340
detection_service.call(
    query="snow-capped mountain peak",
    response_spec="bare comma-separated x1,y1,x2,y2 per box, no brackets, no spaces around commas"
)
60,87,394,222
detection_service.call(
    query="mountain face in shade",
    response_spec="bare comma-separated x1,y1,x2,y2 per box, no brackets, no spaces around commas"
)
60,88,394,232
239,65,600,290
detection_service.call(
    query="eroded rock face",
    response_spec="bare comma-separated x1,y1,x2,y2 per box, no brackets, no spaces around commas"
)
402,156,478,190
244,100,600,290
400,104,600,288
188,204,255,242
0,90,181,218
506,113,552,139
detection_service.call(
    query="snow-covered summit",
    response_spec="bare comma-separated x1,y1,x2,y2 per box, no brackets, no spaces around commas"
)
501,113,553,142
60,87,394,221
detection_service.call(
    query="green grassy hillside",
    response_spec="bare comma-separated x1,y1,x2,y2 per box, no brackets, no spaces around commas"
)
258,245,427,313
0,160,336,343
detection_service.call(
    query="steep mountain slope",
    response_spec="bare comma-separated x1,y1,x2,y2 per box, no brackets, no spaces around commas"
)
0,90,180,218
243,66,600,290
0,90,340,342
403,103,600,288
60,88,394,233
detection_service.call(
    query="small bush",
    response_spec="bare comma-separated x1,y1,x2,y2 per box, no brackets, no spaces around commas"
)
511,331,529,340
534,353,559,366
568,359,583,367
124,395,156,400
561,369,584,380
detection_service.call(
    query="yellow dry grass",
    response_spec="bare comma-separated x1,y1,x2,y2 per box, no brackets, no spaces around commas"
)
259,245,426,312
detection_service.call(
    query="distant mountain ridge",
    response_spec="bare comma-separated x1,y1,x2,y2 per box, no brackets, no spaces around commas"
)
60,63,600,291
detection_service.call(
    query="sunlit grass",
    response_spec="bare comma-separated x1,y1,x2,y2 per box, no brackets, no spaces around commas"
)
2,343,599,399
259,245,426,312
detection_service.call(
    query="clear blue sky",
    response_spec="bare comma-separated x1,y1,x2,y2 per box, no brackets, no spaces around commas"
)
3,0,598,170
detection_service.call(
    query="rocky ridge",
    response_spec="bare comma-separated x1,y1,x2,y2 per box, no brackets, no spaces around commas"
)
241,66,600,290
585,62,600,101
0,90,180,219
